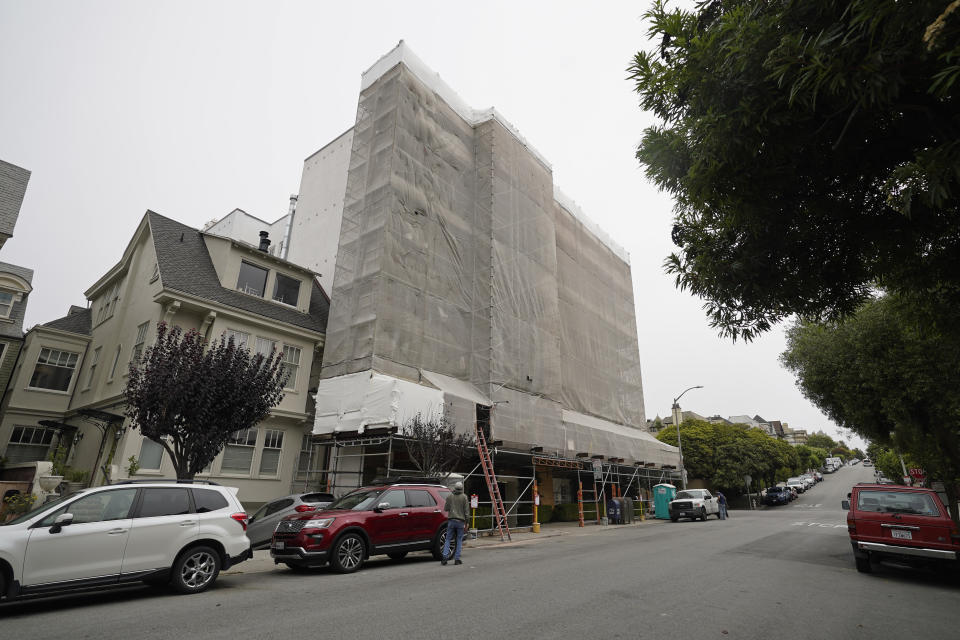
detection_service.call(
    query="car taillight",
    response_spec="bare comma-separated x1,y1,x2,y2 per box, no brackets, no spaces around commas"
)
230,512,249,531
295,505,316,513
951,525,960,543
848,522,856,534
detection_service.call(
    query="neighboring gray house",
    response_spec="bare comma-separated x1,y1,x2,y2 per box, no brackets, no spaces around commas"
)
0,159,35,424
0,160,30,251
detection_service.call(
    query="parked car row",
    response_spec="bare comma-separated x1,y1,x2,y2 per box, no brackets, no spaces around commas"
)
763,471,825,506
0,477,461,602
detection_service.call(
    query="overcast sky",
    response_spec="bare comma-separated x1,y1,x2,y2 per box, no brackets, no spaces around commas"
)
0,1,863,448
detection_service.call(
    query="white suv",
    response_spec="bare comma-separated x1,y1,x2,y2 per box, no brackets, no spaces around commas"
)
0,480,251,600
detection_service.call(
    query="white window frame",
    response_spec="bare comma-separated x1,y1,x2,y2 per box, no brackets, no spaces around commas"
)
130,321,149,363
137,437,165,471
84,346,101,390
0,290,14,319
96,281,122,325
281,344,301,390
258,429,284,476
223,329,250,350
271,273,301,307
5,425,56,463
108,344,122,381
221,427,258,475
28,347,80,392
254,336,277,357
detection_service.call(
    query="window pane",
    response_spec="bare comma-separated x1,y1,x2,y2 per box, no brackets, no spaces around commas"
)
255,337,277,356
406,490,436,507
224,330,250,350
281,345,301,389
222,444,254,473
259,447,281,475
237,261,268,297
29,349,79,391
193,489,229,513
138,488,191,517
272,273,301,306
51,489,137,525
379,490,407,509
265,498,294,516
138,437,165,470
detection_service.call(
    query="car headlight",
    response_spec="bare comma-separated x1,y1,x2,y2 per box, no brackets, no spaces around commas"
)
304,517,334,528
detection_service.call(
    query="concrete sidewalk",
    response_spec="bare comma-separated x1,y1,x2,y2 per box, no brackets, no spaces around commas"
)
224,517,667,575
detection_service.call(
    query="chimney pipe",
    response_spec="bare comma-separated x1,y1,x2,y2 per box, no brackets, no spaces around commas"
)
258,231,271,252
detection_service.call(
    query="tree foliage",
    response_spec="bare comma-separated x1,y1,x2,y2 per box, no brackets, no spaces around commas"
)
656,419,803,493
125,323,287,480
629,0,960,340
782,295,960,521
804,433,837,451
403,414,475,480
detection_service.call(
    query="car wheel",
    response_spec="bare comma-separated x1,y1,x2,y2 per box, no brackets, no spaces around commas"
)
0,569,6,600
387,551,408,561
670,516,678,522
171,545,221,594
700,508,707,521
431,527,448,560
331,533,365,573
855,555,873,573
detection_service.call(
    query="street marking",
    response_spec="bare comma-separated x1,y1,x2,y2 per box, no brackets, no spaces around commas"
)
790,521,846,528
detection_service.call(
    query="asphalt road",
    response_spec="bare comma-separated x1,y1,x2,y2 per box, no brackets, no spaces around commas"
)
3,464,957,639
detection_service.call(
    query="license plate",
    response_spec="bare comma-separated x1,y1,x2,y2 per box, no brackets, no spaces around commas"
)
891,529,912,540
273,541,285,550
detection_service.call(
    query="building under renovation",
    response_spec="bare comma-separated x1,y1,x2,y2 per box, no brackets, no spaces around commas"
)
280,43,680,521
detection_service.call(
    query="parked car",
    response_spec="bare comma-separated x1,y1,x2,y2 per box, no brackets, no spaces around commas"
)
863,459,873,467
813,471,823,482
0,480,250,601
786,478,806,494
668,489,721,521
800,474,816,489
271,479,453,573
842,483,960,574
786,486,799,500
763,486,790,506
247,492,334,548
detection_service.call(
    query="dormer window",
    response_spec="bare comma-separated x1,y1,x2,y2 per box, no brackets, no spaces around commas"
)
272,273,300,306
0,291,14,318
237,261,268,297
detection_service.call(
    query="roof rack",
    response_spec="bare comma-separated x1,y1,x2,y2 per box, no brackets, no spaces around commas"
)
111,479,222,486
369,476,446,486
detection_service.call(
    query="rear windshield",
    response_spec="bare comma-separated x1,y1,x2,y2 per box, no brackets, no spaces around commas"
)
857,490,941,516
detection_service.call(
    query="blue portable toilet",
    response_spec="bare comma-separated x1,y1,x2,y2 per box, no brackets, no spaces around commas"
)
653,483,677,519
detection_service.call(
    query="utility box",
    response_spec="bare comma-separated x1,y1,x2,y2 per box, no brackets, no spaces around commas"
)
653,483,677,519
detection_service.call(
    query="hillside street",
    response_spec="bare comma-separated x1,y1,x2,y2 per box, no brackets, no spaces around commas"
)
2,463,956,639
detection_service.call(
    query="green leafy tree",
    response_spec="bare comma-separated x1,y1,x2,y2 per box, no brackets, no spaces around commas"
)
124,323,288,480
805,433,836,451
782,295,960,522
629,0,960,341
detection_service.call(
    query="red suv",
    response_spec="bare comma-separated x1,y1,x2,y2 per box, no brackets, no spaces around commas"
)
843,483,960,574
270,480,452,573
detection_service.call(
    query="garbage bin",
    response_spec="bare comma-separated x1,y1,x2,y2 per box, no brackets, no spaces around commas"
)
622,496,634,523
653,483,677,519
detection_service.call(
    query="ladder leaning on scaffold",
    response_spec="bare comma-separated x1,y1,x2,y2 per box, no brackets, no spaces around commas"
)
475,421,511,541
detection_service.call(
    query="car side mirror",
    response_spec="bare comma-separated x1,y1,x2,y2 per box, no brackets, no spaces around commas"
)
841,500,850,510
50,513,74,534
375,502,391,512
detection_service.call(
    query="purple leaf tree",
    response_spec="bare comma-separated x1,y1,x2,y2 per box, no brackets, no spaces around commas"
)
124,322,287,480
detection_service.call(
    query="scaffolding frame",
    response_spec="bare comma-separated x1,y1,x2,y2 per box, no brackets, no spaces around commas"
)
293,432,681,531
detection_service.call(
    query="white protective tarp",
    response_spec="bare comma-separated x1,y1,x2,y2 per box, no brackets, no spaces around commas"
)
313,371,443,434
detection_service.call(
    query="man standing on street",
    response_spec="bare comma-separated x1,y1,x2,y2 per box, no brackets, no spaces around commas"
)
442,481,469,565
717,491,728,520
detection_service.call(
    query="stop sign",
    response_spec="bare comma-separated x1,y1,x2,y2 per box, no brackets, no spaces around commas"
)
909,468,925,479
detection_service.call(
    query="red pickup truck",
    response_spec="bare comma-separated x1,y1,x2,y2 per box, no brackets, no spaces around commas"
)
843,483,960,574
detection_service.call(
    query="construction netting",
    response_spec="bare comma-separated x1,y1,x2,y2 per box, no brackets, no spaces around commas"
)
316,48,672,466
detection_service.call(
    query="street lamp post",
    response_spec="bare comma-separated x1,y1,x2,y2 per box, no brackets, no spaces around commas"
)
672,385,703,490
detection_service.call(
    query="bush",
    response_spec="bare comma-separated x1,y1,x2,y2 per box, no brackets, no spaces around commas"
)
536,504,553,524
553,503,582,522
